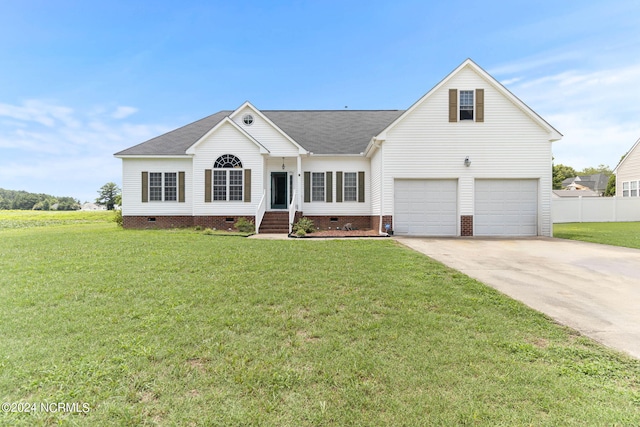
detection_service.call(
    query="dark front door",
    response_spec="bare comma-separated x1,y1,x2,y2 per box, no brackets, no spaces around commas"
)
271,172,287,209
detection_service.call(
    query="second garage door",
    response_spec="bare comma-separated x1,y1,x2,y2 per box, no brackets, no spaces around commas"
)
394,179,457,236
475,179,538,236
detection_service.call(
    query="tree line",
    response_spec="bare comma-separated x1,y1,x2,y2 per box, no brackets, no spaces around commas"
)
0,188,81,210
0,182,121,211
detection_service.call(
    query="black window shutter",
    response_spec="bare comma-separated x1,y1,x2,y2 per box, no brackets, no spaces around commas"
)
178,172,185,203
142,172,148,203
358,171,365,203
476,89,484,122
336,172,343,202
449,89,458,122
304,172,310,203
244,169,251,202
204,169,212,203
326,172,333,203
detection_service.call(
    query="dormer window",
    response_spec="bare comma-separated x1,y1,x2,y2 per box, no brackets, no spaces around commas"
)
459,90,474,120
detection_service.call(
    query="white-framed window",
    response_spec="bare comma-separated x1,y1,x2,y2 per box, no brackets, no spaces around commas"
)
149,172,177,202
164,173,177,201
213,154,243,201
149,172,162,201
242,114,254,126
459,90,474,120
631,181,638,197
312,172,325,202
344,172,357,202
623,181,630,197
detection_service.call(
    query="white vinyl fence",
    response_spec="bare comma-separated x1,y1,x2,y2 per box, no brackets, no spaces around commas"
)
552,197,640,223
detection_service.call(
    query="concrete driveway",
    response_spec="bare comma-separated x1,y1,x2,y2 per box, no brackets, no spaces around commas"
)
396,237,640,359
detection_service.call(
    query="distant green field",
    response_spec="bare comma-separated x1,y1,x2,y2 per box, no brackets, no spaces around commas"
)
0,210,113,229
1,212,639,425
554,222,640,249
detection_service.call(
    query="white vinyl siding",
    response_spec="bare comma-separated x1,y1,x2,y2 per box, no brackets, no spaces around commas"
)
616,138,640,197
370,147,382,215
121,158,193,216
300,157,371,215
232,106,300,157
192,121,263,216
381,65,554,237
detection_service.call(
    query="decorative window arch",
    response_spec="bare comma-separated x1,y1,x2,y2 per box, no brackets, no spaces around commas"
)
213,154,243,201
214,154,243,169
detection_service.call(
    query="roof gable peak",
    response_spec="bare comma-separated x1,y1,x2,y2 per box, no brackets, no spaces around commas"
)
371,58,562,146
229,101,308,154
185,116,269,154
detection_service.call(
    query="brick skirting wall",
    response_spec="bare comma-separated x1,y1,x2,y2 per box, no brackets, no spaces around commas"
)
371,215,394,233
123,215,254,230
123,215,195,229
461,215,473,236
124,214,380,231
295,215,374,231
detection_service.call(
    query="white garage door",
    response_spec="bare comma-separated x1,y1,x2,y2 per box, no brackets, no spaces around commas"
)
394,179,457,236
475,179,538,236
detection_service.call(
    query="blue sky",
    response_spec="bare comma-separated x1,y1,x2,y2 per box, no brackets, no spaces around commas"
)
1,0,639,202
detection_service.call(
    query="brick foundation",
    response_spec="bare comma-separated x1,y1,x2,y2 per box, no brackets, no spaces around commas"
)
461,215,473,236
193,216,254,231
123,215,254,230
372,215,394,234
123,216,195,229
295,215,374,231
124,214,381,232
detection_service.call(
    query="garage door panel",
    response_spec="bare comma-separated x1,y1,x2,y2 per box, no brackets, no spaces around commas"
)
395,180,457,236
475,179,537,237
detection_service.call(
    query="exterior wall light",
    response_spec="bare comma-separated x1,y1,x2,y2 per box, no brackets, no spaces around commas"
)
464,156,471,167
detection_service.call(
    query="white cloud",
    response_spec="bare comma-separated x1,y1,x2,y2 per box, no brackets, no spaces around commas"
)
0,100,80,128
499,61,640,171
112,106,138,119
499,77,521,86
0,100,168,201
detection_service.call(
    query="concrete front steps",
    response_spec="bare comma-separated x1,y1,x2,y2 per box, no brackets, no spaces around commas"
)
259,211,290,234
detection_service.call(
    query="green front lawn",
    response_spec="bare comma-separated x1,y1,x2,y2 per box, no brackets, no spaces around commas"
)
1,215,639,425
554,222,640,249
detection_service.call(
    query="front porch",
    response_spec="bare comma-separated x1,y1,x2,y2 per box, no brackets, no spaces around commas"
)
255,156,302,234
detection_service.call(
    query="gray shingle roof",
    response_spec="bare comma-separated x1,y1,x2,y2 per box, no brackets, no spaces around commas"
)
264,110,405,154
114,111,231,156
115,109,405,156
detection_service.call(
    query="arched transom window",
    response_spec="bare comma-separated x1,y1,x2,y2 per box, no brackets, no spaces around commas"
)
213,154,243,201
214,154,243,169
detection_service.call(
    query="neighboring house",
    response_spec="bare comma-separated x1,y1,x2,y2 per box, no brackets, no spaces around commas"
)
552,189,600,198
114,59,562,237
614,137,640,197
561,174,610,195
81,202,107,211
